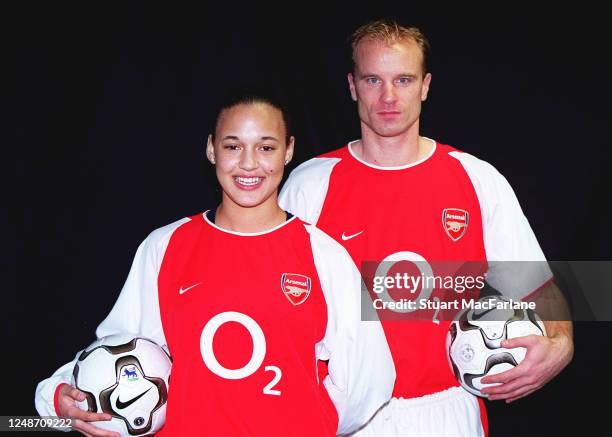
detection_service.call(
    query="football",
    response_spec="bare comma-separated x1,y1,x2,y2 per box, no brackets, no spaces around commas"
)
446,295,546,397
72,334,172,436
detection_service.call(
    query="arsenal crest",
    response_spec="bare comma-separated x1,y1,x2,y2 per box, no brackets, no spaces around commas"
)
281,273,311,306
442,208,469,241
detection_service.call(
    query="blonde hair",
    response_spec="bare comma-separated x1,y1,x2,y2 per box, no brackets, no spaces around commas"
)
350,19,430,75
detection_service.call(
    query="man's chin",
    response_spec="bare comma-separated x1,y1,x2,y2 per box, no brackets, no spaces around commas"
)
365,119,409,138
372,126,408,138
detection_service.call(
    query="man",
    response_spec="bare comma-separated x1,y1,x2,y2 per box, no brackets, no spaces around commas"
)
280,19,573,436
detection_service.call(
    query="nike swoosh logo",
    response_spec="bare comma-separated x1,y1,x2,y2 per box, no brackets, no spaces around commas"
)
472,307,497,321
115,387,152,410
341,230,364,241
179,282,202,295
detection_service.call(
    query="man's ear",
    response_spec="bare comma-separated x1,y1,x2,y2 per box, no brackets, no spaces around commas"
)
348,72,358,102
421,72,432,101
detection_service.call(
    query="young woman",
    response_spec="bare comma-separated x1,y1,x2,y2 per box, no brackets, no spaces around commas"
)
35,94,394,436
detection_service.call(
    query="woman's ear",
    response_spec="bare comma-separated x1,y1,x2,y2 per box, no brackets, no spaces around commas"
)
284,136,295,165
206,134,216,164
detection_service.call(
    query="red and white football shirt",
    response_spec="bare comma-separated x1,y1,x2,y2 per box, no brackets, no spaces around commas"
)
35,214,394,436
280,139,551,400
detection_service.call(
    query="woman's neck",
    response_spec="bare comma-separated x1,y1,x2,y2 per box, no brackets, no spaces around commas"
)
215,196,287,233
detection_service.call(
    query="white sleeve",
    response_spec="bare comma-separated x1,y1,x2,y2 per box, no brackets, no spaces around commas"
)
34,218,189,418
279,157,340,225
450,151,552,298
307,224,395,435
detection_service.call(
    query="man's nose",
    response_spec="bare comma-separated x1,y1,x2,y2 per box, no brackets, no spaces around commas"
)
381,82,397,104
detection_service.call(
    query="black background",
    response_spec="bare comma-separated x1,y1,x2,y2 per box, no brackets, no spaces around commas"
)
6,4,612,436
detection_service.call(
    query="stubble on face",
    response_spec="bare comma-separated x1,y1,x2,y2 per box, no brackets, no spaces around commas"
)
350,38,430,140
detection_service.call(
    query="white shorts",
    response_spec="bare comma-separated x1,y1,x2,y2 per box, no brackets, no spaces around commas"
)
352,387,485,437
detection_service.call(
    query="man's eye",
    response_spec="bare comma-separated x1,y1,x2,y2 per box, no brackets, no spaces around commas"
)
224,144,240,150
397,77,413,85
365,77,380,85
260,145,275,152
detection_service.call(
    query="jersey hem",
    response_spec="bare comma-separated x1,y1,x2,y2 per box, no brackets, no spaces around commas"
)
53,383,67,417
520,276,555,302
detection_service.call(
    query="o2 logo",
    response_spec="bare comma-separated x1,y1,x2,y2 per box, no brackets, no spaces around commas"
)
200,311,282,396
373,251,441,324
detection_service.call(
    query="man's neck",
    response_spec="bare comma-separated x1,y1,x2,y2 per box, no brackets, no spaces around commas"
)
215,196,286,233
354,129,432,167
